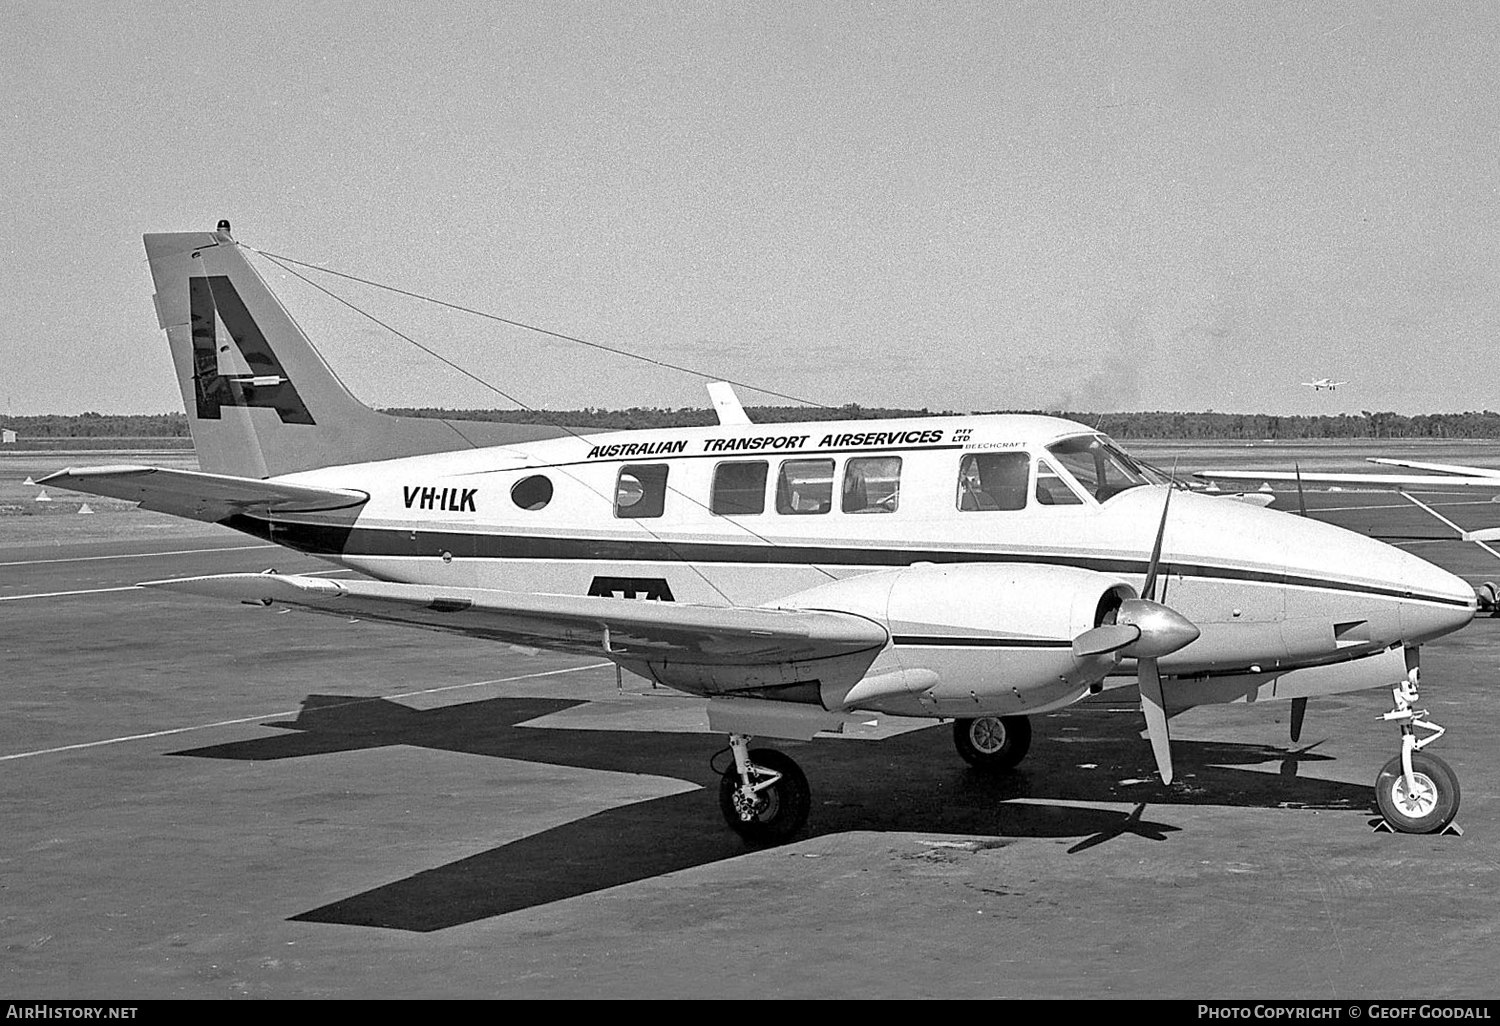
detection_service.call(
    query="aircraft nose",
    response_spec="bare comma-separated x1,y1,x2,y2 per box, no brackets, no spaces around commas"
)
1191,490,1476,649
1397,551,1477,645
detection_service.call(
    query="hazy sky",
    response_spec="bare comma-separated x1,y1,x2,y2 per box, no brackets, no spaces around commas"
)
3,1,1497,417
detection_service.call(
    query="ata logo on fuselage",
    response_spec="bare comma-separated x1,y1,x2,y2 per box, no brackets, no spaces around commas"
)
588,576,676,601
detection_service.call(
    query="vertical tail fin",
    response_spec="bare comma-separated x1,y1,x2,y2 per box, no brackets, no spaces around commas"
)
145,224,566,478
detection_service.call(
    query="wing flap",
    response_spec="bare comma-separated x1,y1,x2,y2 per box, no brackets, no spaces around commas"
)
140,573,889,665
37,465,368,521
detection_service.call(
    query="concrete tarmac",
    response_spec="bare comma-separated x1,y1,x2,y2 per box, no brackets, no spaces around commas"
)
3,454,1500,998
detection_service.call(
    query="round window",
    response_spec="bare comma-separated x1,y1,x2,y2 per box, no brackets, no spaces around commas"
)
510,475,554,511
616,473,644,508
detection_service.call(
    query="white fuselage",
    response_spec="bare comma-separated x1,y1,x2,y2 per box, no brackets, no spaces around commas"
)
255,413,1474,698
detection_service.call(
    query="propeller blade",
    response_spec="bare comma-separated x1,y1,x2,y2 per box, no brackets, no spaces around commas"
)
1072,623,1140,658
1294,462,1308,517
1137,657,1174,785
1290,696,1307,743
1142,488,1173,602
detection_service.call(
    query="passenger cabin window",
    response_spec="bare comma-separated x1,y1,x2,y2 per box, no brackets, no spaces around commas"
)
510,474,554,511
615,464,669,518
1045,435,1150,502
842,456,901,513
1034,460,1084,505
776,459,834,515
957,452,1029,511
711,461,768,515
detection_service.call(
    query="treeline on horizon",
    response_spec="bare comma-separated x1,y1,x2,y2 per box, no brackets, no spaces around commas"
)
10,408,1500,439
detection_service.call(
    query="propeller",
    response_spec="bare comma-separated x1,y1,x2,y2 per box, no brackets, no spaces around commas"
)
1134,486,1186,784
1073,486,1199,784
1289,464,1308,741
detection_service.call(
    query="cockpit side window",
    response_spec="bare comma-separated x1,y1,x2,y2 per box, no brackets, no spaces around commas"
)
957,452,1029,512
1045,435,1149,502
1034,460,1085,505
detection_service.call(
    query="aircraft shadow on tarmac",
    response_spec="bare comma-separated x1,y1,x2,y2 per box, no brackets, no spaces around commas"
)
170,693,1369,932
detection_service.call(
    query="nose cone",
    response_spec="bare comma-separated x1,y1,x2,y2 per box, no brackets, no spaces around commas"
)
1254,499,1476,645
1153,488,1476,649
1396,549,1478,645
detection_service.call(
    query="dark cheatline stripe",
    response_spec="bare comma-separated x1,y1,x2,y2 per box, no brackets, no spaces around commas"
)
219,516,1472,608
892,636,1071,648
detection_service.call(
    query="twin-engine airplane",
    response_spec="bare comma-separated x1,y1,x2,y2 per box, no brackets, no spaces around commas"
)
42,224,1477,841
1303,378,1348,392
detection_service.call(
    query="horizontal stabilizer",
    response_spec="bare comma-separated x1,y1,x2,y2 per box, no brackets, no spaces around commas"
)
38,465,368,522
140,573,889,665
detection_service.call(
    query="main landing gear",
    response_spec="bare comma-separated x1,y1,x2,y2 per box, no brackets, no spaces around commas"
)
1374,671,1461,834
952,715,1032,771
718,734,810,844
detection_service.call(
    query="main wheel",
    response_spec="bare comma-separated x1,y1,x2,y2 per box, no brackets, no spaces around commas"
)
718,748,810,844
1375,751,1460,834
953,715,1032,771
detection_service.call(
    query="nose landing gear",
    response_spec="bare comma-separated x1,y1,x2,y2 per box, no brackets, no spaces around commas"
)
1374,671,1461,834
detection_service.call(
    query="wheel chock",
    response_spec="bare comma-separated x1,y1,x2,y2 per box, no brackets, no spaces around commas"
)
1369,817,1464,836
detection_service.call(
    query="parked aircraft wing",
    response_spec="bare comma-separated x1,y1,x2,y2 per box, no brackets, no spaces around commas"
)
38,465,369,521
1194,469,1500,490
1366,457,1500,478
140,573,890,665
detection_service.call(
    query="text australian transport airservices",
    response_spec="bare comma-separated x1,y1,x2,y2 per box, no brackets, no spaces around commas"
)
583,428,949,460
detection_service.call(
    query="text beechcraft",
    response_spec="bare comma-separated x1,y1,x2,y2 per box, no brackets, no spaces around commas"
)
42,223,1477,840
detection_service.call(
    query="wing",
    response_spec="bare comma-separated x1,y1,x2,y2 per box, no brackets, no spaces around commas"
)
1194,469,1500,490
140,572,889,669
1367,457,1500,478
37,465,368,521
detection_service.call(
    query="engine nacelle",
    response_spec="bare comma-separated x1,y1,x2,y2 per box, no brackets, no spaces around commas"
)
779,562,1136,718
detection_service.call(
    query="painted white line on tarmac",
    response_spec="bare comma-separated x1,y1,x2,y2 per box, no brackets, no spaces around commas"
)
0,585,144,602
0,544,276,567
0,662,613,763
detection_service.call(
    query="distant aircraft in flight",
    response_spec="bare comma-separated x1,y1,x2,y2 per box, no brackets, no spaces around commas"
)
1302,379,1347,392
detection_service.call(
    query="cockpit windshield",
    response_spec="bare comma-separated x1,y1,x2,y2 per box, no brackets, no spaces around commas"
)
1045,435,1154,502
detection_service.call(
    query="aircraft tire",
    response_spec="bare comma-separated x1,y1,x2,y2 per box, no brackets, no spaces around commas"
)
1375,752,1460,834
718,748,810,845
953,715,1032,771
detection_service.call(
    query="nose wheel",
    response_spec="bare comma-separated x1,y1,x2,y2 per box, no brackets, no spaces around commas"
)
718,735,810,844
1375,751,1459,833
1374,671,1461,834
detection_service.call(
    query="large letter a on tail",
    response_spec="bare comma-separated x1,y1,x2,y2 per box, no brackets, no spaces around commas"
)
190,275,314,424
